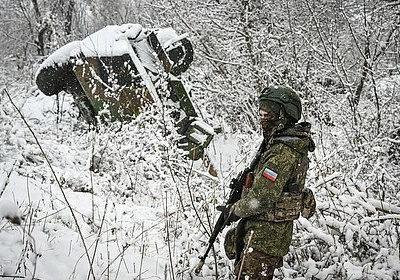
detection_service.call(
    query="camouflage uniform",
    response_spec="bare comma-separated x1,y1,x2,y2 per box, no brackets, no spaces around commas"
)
232,122,315,279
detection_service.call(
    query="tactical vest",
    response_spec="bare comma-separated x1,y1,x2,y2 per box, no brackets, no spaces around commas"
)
255,139,316,222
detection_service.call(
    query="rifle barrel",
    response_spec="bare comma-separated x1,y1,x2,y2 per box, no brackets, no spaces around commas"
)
194,212,225,274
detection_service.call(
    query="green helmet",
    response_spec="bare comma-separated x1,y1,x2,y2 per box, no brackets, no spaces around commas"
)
259,85,302,122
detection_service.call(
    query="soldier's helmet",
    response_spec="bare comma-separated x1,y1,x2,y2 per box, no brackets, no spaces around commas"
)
259,85,302,122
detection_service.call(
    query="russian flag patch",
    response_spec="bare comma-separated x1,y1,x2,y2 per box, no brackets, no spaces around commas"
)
262,167,278,182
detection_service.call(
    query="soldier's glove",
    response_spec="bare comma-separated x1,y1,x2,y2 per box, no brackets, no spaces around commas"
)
217,205,240,226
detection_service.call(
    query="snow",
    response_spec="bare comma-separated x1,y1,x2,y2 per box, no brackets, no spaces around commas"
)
0,88,242,279
0,157,170,279
343,261,363,280
80,25,135,57
187,119,214,146
2,19,400,280
36,23,186,80
37,40,80,71
192,118,215,136
248,198,260,210
298,218,335,245
164,33,189,50
2,78,400,279
156,27,178,47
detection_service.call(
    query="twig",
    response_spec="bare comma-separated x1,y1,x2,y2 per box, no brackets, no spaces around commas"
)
139,243,145,279
114,233,130,280
164,191,176,280
185,159,211,236
99,242,133,277
90,197,109,272
0,160,16,198
236,230,254,280
25,177,39,279
0,28,38,48
107,227,110,280
0,275,41,280
304,0,354,109
204,207,218,278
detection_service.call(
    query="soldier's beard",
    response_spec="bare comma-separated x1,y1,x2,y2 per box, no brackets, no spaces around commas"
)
261,119,284,140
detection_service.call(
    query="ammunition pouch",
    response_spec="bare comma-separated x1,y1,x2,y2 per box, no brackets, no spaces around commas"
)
223,228,236,260
301,188,316,219
262,192,303,221
257,188,316,222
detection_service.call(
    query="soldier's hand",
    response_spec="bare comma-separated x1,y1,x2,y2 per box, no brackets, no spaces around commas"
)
217,205,240,225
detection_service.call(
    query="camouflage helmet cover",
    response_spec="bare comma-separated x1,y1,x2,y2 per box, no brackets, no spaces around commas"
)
259,85,302,122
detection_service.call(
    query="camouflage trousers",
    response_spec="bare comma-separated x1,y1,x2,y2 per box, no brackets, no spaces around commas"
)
234,249,283,280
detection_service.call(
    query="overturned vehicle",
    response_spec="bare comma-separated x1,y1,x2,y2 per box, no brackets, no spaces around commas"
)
36,23,213,160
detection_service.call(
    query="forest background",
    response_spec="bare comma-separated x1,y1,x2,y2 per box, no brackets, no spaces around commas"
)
0,0,399,279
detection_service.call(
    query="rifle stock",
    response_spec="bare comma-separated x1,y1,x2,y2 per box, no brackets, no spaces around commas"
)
195,140,266,274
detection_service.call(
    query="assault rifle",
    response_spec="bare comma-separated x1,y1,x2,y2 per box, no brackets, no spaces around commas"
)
195,139,266,274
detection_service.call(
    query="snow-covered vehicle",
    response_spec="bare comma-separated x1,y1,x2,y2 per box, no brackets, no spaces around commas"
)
35,23,213,160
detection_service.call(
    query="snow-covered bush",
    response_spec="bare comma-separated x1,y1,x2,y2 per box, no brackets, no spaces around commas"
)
1,0,399,279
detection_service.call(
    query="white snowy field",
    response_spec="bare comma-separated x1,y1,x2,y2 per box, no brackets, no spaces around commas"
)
1,75,400,280
0,87,242,279
1,1,400,278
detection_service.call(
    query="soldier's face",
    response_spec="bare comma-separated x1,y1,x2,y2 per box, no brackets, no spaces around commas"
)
259,108,280,135
259,109,278,122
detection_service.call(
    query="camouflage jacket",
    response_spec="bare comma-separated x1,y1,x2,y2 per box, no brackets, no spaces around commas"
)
232,122,315,257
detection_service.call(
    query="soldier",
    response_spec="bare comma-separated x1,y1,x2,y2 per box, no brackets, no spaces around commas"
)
224,85,316,279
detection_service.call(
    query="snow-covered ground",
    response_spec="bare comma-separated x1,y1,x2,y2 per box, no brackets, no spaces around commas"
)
0,86,242,279
1,73,400,279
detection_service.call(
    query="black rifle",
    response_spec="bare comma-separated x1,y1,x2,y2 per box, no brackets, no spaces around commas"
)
195,139,266,274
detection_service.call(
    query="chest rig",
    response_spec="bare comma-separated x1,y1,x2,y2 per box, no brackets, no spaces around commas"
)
253,138,315,222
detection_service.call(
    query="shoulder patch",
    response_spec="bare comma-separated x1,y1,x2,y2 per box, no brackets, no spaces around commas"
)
262,167,278,182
